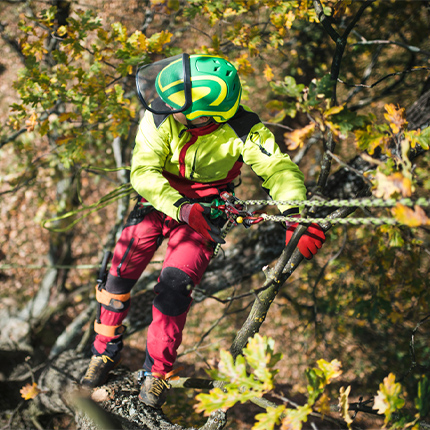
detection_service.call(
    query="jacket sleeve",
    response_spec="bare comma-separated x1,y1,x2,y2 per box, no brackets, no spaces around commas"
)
242,122,307,214
130,112,184,221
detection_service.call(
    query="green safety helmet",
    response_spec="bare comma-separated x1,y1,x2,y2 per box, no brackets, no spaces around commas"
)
136,53,242,123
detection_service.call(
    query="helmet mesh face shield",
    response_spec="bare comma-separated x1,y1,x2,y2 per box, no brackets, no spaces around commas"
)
136,54,192,115
136,54,242,122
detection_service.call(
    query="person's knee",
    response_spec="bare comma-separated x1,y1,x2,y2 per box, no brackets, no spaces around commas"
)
153,267,194,316
156,267,194,297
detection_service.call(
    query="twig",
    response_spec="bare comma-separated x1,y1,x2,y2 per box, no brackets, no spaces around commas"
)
338,67,430,89
399,313,430,382
262,121,293,131
352,40,430,57
0,128,27,149
326,150,373,186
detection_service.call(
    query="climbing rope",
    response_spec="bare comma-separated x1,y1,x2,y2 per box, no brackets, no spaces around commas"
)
210,191,427,227
232,196,430,209
210,192,428,256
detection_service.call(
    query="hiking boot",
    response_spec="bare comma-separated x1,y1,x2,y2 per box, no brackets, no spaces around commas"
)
138,372,171,408
81,354,121,388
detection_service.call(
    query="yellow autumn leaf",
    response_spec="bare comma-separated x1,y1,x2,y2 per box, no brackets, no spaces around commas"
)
281,404,312,430
317,358,342,384
58,112,73,123
392,204,430,227
373,373,405,425
285,10,295,30
57,25,67,37
384,103,407,134
374,171,412,199
338,386,353,427
284,123,315,151
333,0,352,19
25,112,37,132
20,382,41,400
263,64,274,82
315,393,331,417
324,105,344,117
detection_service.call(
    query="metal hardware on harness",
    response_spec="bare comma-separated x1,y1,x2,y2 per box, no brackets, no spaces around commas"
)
217,191,263,228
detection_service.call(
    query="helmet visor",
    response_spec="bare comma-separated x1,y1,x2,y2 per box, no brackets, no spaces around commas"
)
136,53,192,114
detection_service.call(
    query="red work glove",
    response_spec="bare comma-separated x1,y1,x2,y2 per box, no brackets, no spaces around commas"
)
180,203,225,244
285,218,326,260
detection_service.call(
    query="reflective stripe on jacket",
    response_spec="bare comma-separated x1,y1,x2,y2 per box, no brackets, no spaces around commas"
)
131,102,307,221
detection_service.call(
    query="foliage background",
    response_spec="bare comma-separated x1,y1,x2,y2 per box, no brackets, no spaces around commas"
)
0,1,430,429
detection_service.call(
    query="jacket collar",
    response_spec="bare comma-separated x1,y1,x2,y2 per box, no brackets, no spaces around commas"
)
184,121,220,137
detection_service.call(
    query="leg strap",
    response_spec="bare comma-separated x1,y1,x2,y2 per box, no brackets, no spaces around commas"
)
95,286,130,311
95,286,130,337
94,321,126,337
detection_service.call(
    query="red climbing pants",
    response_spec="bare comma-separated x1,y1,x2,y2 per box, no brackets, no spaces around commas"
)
92,202,214,375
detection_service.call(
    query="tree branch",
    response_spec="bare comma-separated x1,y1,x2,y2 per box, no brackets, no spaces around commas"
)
338,67,430,90
0,128,27,149
312,0,340,43
352,39,430,57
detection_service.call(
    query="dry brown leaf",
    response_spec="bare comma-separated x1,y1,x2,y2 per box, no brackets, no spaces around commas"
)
392,204,430,227
91,388,110,403
284,123,315,151
374,171,412,199
20,382,41,400
384,103,407,134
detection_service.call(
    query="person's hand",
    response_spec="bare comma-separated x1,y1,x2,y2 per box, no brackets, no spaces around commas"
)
180,203,225,244
285,219,325,259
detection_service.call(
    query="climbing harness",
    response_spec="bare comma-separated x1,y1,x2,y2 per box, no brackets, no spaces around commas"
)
211,191,264,228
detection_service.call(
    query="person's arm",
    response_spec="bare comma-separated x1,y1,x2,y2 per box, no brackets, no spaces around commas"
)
242,122,307,211
242,122,325,259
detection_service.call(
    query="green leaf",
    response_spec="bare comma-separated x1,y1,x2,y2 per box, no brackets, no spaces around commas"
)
373,373,405,425
316,358,342,385
195,387,239,415
405,127,430,150
329,109,369,136
415,375,430,418
281,404,312,430
270,76,305,99
354,123,390,154
306,367,323,405
253,405,285,430
307,74,335,106
306,359,342,405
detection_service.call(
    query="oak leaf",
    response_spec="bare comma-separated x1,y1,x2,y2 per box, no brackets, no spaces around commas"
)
373,373,405,425
374,171,412,199
25,112,37,132
254,405,285,430
20,382,41,400
338,386,353,427
264,64,274,82
280,404,312,430
392,204,430,227
384,103,407,134
317,358,342,384
284,123,315,150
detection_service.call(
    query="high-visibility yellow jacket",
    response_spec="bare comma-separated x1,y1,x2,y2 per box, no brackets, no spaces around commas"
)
131,101,307,221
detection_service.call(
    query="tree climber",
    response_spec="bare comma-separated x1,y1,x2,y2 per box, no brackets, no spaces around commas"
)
81,54,326,408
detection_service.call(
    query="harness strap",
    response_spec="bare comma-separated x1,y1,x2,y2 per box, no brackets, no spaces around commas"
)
94,321,126,337
95,287,130,311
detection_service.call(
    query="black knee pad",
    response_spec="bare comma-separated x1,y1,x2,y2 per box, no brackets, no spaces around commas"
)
153,267,194,316
155,267,194,297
